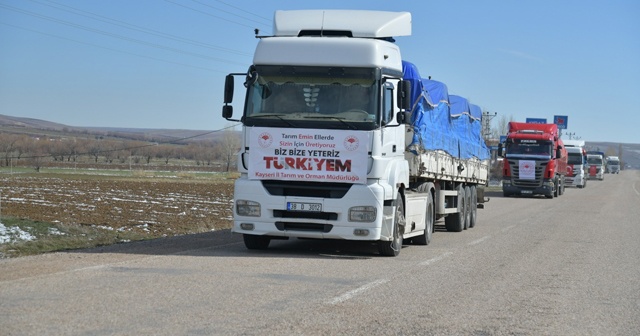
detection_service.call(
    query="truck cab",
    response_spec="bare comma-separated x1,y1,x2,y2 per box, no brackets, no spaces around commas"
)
606,156,620,174
563,139,587,188
586,151,606,180
500,122,567,198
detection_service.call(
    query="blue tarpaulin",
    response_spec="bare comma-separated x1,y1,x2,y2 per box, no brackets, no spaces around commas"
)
402,61,490,160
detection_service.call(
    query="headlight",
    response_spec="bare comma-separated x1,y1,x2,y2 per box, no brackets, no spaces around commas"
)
236,200,260,217
349,206,376,222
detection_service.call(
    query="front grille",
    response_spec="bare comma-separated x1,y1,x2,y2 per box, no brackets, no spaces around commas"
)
262,180,351,198
273,210,338,220
508,159,548,187
275,222,333,233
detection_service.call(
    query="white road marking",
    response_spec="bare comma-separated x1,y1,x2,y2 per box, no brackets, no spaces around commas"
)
468,236,490,246
328,279,389,305
502,225,516,232
419,251,453,266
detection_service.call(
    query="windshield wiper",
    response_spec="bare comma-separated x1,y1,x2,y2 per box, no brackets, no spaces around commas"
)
304,116,358,130
249,114,296,127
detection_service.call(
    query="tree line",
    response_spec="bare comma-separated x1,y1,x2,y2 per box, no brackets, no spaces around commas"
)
0,129,240,172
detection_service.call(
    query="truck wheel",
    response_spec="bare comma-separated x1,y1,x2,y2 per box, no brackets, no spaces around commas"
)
445,185,465,232
559,177,564,196
553,177,559,197
379,194,404,256
469,186,478,228
243,234,271,250
413,184,434,246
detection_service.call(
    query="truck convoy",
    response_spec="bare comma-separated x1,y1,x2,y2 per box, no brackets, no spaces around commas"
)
563,139,587,188
586,151,606,180
499,122,567,198
222,10,490,256
606,156,620,174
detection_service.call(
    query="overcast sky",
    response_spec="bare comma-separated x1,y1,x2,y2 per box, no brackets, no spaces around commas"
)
1,0,639,143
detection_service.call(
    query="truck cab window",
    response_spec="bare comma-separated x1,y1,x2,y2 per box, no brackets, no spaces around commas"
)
382,83,394,125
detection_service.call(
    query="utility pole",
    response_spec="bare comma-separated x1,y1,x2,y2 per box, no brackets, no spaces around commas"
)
482,111,497,140
564,132,581,140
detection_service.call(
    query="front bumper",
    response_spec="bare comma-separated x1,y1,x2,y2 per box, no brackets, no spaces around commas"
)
502,179,554,196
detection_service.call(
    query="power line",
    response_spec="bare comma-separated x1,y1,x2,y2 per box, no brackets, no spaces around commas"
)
164,0,264,30
0,22,229,73
189,0,271,27
213,0,271,22
29,0,251,57
0,3,249,66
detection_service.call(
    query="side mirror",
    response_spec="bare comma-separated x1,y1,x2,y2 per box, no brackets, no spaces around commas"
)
224,75,234,104
498,144,504,157
556,149,562,158
396,111,411,125
397,80,411,111
222,105,233,119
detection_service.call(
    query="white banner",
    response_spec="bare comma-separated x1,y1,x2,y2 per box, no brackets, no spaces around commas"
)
249,127,369,184
518,160,536,180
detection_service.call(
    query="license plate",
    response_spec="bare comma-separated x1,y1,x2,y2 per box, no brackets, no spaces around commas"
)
287,202,322,212
521,190,533,194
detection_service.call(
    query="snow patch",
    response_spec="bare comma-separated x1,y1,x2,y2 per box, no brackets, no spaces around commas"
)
0,222,36,244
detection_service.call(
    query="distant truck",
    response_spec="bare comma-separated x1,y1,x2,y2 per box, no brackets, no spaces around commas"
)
499,122,567,198
606,156,620,174
563,139,587,188
586,151,606,180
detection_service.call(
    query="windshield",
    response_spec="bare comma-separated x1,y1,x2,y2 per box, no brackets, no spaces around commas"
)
243,65,379,130
608,160,619,165
587,156,603,165
567,152,583,165
506,141,553,157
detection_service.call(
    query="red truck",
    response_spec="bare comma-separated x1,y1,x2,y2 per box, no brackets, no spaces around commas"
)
499,122,568,198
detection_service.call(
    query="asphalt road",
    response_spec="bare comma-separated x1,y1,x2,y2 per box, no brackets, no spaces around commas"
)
2,171,639,335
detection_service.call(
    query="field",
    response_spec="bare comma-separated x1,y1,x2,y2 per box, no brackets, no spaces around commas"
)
0,171,235,255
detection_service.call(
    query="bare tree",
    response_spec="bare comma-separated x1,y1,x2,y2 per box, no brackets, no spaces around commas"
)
491,114,514,140
218,127,240,172
1,134,19,167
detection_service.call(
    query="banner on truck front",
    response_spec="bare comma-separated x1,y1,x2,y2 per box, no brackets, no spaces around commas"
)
249,127,370,184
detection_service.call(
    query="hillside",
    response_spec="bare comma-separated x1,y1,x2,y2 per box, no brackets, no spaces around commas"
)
0,113,225,143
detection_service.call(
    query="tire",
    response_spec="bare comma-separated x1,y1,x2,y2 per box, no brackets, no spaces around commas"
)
558,177,564,196
553,177,559,197
469,186,478,228
445,185,466,232
413,183,434,246
243,234,271,250
378,194,404,256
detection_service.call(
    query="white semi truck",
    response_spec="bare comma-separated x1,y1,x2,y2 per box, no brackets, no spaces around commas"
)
606,156,620,174
563,139,587,188
222,10,490,256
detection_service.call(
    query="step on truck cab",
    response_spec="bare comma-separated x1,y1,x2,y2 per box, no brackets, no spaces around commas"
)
499,122,568,198
222,10,490,256
563,139,587,188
